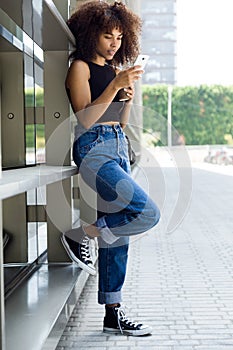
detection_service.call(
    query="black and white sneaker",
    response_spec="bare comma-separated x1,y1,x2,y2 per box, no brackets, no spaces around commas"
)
61,227,96,275
103,304,152,336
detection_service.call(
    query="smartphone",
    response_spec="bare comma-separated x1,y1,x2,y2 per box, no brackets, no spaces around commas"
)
134,54,150,69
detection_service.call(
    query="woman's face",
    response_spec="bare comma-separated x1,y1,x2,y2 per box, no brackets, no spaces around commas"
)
95,28,123,64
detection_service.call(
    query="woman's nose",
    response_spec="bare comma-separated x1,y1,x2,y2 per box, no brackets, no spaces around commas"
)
110,39,117,47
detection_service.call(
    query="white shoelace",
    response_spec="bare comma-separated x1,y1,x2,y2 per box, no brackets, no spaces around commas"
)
80,237,92,263
116,305,140,334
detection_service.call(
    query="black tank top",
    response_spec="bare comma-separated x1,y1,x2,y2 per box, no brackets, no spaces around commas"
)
66,61,123,124
87,61,123,123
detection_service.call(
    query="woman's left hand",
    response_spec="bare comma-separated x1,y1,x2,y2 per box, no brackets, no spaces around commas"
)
124,85,135,102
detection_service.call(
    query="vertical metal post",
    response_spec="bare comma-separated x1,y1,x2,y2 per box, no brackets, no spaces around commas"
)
44,49,72,262
167,85,173,147
0,57,5,350
44,0,73,262
0,201,5,350
47,178,72,262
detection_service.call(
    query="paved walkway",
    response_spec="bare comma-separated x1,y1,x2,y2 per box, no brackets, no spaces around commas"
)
56,157,233,350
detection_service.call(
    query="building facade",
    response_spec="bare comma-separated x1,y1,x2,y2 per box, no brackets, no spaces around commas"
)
141,0,177,85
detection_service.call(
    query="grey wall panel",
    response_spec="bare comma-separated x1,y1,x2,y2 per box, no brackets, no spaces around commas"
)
3,193,28,263
0,52,25,168
44,50,70,166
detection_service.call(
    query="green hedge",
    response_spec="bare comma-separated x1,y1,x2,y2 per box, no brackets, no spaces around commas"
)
26,124,45,148
142,85,233,145
25,87,44,107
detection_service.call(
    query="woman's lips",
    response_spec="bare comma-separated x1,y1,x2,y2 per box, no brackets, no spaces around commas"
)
107,50,116,56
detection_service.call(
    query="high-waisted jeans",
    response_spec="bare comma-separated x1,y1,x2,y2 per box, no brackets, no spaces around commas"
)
73,123,160,304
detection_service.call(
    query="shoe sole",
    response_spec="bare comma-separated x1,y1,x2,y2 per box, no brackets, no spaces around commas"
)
61,234,96,275
103,326,152,336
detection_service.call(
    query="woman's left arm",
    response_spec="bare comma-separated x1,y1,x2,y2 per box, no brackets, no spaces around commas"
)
120,86,134,129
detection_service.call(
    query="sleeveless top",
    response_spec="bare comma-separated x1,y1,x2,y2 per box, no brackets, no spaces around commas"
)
66,61,123,126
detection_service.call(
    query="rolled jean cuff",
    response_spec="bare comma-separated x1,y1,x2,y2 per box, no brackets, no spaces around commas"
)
96,216,119,244
98,290,122,305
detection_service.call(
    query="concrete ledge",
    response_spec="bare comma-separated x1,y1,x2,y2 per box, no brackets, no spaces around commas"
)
5,263,94,350
0,165,78,200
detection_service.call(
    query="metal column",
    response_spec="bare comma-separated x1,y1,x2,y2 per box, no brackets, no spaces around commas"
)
44,48,72,262
0,52,5,350
0,201,5,350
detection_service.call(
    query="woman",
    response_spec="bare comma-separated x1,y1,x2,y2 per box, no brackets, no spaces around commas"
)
62,1,160,336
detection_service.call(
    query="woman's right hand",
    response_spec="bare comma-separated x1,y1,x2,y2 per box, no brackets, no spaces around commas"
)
114,65,144,90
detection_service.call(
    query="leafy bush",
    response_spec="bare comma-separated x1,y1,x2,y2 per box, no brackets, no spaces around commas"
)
142,85,233,145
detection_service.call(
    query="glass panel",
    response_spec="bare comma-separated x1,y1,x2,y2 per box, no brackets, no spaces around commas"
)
36,124,45,163
32,0,43,47
38,222,47,258
27,188,36,205
28,222,38,262
23,31,33,56
22,0,33,38
34,42,44,63
34,63,44,107
0,8,23,41
24,54,36,165
12,35,23,51
34,62,45,163
26,193,38,262
26,187,47,261
37,186,47,259
26,124,36,164
24,53,34,108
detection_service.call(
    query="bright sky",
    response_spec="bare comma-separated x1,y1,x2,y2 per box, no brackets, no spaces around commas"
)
176,0,233,86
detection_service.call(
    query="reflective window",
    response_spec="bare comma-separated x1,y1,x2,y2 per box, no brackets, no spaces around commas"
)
32,0,43,47
1,2,47,280
36,125,45,163
24,54,36,165
27,187,47,262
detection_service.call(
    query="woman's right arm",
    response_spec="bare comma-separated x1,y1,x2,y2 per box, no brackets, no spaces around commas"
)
66,60,143,129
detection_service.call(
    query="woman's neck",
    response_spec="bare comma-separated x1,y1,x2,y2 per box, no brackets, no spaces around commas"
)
91,57,106,66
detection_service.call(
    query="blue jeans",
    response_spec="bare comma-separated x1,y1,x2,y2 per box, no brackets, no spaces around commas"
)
73,123,160,304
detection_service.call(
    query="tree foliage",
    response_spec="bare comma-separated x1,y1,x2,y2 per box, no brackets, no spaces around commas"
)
142,85,233,145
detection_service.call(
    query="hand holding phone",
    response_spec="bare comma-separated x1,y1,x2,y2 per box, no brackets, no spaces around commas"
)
134,54,150,70
118,55,149,101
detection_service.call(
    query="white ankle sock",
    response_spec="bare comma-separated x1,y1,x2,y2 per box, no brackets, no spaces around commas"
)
99,226,119,244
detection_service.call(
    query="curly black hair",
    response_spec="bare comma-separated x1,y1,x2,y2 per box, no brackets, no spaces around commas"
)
67,1,142,66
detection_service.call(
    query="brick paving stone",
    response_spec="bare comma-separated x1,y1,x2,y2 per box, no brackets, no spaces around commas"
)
71,348,108,350
195,347,233,350
55,165,233,349
173,347,197,350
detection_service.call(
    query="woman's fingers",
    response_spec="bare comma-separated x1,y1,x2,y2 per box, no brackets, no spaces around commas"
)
123,68,143,84
124,86,134,100
115,66,144,89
